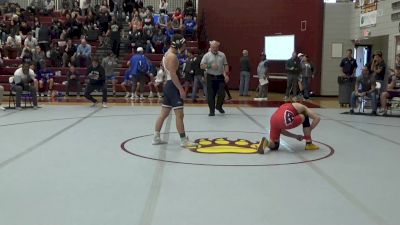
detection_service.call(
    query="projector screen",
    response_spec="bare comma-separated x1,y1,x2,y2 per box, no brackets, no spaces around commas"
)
264,35,295,60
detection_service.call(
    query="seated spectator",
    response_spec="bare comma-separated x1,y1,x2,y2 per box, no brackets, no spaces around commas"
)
43,0,55,15
124,0,135,18
20,48,33,61
4,33,22,59
19,21,32,41
350,66,377,115
171,18,181,33
159,0,168,14
0,84,4,110
139,7,147,18
50,18,63,39
129,29,146,51
76,38,92,67
130,17,143,32
37,62,55,97
32,45,46,71
152,28,167,54
172,8,183,25
165,22,174,43
84,57,108,108
158,12,168,29
72,0,81,14
28,0,44,15
183,14,196,38
37,23,51,52
11,58,38,110
62,39,77,67
380,66,400,115
80,0,90,16
69,13,83,39
49,41,62,67
66,64,81,97
0,22,7,44
147,61,161,98
21,32,37,57
145,39,155,53
61,0,72,14
184,0,195,16
134,0,144,11
127,47,150,99
7,20,20,41
102,51,118,96
33,17,41,39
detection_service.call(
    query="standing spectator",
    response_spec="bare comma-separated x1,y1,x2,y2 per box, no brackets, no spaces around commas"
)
66,65,81,97
124,0,135,19
300,55,315,100
113,0,123,19
12,59,38,110
62,39,77,67
159,0,168,13
349,66,377,115
43,0,55,15
84,58,108,108
37,23,51,53
191,51,206,103
254,52,269,101
76,38,92,67
70,13,83,39
200,40,229,116
158,12,169,29
97,6,111,35
37,62,55,97
102,51,118,96
107,16,122,57
340,49,357,77
284,52,301,101
127,47,149,99
239,49,251,96
80,0,90,16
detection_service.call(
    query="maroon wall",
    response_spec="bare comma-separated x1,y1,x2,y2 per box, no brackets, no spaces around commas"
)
198,0,324,94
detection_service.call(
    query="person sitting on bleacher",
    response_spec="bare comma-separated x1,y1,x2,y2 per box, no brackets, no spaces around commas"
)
183,14,196,38
21,32,37,59
76,38,92,67
66,64,81,97
19,21,32,41
12,58,38,110
62,39,77,67
49,41,62,67
129,29,146,51
37,62,55,97
158,12,169,30
349,66,377,115
27,0,44,15
4,33,22,59
172,7,183,25
152,28,167,54
379,66,400,115
32,45,46,71
0,84,4,110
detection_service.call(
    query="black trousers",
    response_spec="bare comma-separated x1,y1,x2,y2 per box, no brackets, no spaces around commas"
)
111,39,120,57
84,83,107,103
206,74,225,113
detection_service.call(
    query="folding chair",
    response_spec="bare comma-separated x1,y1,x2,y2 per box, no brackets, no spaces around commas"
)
8,77,33,109
358,82,380,113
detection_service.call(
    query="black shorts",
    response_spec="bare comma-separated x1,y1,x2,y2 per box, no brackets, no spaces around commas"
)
162,80,184,109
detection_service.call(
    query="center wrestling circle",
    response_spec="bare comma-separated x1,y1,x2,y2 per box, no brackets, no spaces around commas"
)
121,131,335,167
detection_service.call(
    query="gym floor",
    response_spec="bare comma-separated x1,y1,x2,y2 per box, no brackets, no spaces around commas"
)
0,93,399,225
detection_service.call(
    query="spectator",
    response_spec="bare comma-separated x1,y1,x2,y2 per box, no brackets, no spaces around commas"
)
165,22,175,42
152,28,167,54
143,14,155,33
107,16,122,57
80,0,90,16
28,0,44,15
183,14,196,38
97,7,111,35
37,62,55,97
200,40,229,116
159,0,168,13
8,20,20,41
254,52,269,101
0,84,4,110
33,17,41,39
4,33,22,59
49,41,62,67
75,38,92,67
61,0,72,14
32,45,46,71
69,13,83,39
145,39,155,53
379,66,400,115
37,23,51,52
184,0,194,12
102,51,118,96
130,29,146,50
300,55,315,100
11,59,38,110
62,39,77,67
121,67,133,98
113,0,124,18
172,8,183,25
50,17,63,39
66,64,81,97
43,0,55,15
84,57,108,108
224,66,232,101
158,13,169,29
134,0,144,11
340,49,357,77
191,51,206,103
239,49,251,96
0,22,7,44
171,18,181,33
130,16,143,32
147,61,161,98
284,52,301,101
127,47,149,99
350,66,377,115
19,21,32,40
369,50,386,87
139,7,147,18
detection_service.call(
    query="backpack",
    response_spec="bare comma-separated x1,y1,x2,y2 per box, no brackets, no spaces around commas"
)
137,55,148,74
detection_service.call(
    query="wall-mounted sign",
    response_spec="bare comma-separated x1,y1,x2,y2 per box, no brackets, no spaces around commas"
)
360,10,377,27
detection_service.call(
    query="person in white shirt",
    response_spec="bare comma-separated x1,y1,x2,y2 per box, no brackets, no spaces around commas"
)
12,59,38,110
21,32,38,58
159,0,168,13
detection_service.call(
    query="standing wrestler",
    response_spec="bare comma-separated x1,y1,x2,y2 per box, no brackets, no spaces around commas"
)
152,34,197,148
257,102,320,154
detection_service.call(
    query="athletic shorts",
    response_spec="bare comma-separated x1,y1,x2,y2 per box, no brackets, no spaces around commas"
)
162,80,184,109
388,91,400,98
269,103,303,141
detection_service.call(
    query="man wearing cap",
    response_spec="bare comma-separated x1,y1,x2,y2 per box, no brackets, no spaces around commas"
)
127,47,150,99
200,40,229,116
12,59,38,110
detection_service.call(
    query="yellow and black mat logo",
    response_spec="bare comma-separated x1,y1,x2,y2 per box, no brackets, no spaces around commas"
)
187,138,260,154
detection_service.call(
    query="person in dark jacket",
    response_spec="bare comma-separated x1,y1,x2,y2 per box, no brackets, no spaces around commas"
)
84,58,108,107
285,52,301,101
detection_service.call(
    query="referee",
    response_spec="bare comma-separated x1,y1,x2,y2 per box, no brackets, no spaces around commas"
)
201,41,229,116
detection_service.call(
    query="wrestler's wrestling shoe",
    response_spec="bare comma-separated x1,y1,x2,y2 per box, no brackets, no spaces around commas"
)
180,137,199,148
257,137,269,154
305,143,320,150
152,136,168,145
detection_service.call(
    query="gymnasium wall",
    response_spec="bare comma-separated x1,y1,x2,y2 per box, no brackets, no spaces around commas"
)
198,0,324,94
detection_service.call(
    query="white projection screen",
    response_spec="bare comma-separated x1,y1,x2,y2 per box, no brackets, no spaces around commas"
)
264,35,295,60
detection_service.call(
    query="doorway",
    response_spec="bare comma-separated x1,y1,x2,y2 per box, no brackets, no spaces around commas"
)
354,45,372,76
